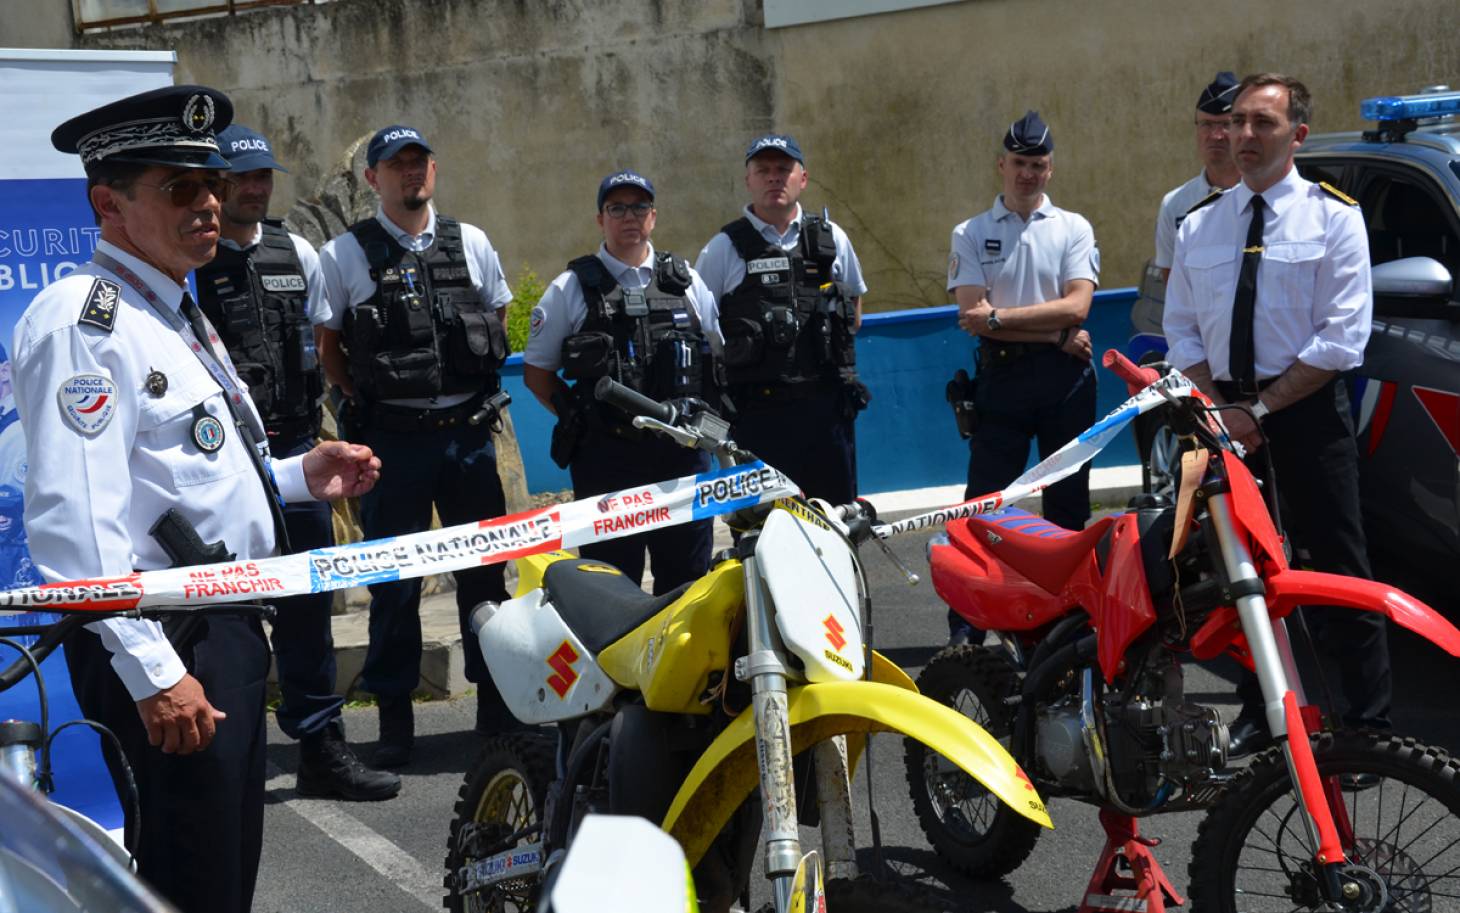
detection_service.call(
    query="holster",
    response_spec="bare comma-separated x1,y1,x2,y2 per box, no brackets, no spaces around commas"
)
946,368,978,439
840,376,872,420
550,390,585,469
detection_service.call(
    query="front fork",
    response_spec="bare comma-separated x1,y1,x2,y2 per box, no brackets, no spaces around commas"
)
739,553,852,912
1207,493,1350,895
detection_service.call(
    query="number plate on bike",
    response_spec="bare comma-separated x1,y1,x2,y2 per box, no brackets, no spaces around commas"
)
756,502,864,681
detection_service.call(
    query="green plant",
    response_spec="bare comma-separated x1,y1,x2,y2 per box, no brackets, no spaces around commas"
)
505,267,547,353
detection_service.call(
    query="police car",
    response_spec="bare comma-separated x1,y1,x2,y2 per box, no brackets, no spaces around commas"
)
1130,86,1460,599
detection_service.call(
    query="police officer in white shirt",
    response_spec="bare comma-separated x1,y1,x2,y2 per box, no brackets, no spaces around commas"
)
15,85,381,913
695,134,870,505
317,125,515,767
524,171,722,591
1154,71,1242,280
1163,72,1391,756
947,110,1097,644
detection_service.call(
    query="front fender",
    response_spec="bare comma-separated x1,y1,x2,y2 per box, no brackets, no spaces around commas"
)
661,677,1051,868
1267,569,1460,656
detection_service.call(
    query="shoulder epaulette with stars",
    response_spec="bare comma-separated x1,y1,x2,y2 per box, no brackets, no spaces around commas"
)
77,278,121,332
1319,181,1359,206
1183,189,1224,219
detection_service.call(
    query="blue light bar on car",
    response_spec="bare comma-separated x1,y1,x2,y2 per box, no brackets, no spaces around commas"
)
1361,91,1460,121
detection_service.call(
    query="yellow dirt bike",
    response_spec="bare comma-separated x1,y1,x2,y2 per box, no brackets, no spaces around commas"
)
443,378,1052,913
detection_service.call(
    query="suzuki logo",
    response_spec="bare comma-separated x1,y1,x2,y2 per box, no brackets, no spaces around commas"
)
545,640,580,699
823,614,846,652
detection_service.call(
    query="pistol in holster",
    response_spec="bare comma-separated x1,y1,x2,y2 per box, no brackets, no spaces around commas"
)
947,368,978,439
549,390,585,469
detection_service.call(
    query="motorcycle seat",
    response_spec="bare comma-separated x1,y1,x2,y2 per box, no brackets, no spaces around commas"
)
543,558,690,653
954,507,1114,595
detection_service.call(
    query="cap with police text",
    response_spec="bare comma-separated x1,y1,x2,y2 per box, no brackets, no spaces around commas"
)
744,134,804,165
51,84,234,171
367,125,433,168
1004,111,1052,156
597,170,655,210
216,123,288,173
1197,71,1240,115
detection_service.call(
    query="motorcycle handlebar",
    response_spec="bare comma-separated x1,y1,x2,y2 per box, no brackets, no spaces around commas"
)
1102,349,1162,394
593,377,675,425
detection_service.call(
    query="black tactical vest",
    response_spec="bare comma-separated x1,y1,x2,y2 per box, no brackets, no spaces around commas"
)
717,215,857,387
559,251,719,414
342,216,507,401
196,220,323,437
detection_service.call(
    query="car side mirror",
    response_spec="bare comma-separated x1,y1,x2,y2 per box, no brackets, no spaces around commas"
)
1370,257,1460,320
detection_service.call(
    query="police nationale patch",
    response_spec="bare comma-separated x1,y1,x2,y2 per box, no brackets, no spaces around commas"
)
948,252,960,280
529,306,546,337
57,374,117,435
78,279,121,332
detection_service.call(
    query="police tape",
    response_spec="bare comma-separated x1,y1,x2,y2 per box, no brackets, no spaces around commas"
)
873,371,1198,538
0,461,798,612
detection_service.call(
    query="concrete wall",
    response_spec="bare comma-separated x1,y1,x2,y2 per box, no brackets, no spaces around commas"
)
5,0,1457,303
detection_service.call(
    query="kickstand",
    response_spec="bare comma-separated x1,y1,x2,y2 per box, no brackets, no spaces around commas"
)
1079,809,1183,913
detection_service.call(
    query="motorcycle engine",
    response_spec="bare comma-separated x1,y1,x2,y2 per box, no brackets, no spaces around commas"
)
1035,656,1229,806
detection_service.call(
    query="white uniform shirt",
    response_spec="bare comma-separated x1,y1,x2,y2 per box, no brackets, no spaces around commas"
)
694,204,868,299
1155,171,1225,270
947,195,1100,305
318,206,512,408
1163,167,1371,380
217,223,332,326
524,244,721,372
12,240,315,701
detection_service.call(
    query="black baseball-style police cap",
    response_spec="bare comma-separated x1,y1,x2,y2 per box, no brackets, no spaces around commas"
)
745,134,805,165
51,84,234,171
217,123,288,173
1004,110,1053,156
367,125,434,168
596,170,655,210
1198,71,1240,114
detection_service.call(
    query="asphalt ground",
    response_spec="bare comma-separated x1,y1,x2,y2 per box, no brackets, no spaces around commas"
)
252,511,1460,913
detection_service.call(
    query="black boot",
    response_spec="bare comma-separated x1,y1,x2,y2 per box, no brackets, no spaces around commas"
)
297,720,402,801
374,695,414,769
475,682,530,737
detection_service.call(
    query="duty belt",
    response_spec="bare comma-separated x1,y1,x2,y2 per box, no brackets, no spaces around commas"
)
732,378,840,408
368,395,486,433
976,341,1059,369
1214,378,1278,401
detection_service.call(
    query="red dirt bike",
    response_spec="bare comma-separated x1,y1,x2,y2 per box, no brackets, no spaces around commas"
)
904,350,1460,913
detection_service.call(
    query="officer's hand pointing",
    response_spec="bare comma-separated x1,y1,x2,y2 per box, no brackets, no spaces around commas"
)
138,674,227,755
303,440,382,500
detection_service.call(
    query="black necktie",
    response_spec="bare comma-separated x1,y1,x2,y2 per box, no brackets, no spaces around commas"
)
1229,195,1265,395
180,293,292,553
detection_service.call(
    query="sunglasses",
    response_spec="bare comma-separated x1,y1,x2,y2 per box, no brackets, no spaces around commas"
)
135,174,236,207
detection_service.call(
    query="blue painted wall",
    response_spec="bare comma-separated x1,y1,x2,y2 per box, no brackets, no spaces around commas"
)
506,287,1140,495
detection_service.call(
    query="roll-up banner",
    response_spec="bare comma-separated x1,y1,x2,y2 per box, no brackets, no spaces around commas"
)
0,48,176,836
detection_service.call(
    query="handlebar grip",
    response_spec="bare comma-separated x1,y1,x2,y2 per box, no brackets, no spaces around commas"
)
1102,349,1161,395
593,377,675,425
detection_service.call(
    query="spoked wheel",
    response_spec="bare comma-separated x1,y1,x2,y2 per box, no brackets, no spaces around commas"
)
1189,730,1460,912
444,734,556,913
902,645,1041,878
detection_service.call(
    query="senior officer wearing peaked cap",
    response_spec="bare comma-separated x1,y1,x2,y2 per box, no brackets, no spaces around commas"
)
695,134,870,505
14,84,381,913
524,170,722,591
317,124,516,767
1154,71,1243,280
947,110,1099,645
1163,73,1391,756
199,123,400,800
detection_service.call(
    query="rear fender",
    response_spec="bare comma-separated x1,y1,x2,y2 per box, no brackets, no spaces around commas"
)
1267,569,1460,656
660,670,1051,868
513,550,577,598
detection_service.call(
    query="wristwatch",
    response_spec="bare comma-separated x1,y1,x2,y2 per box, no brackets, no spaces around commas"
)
1250,398,1270,421
987,309,1002,331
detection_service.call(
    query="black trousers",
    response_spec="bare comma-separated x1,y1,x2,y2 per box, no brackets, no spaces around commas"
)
65,615,269,913
570,430,713,595
730,385,858,505
268,434,342,740
1222,378,1392,727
